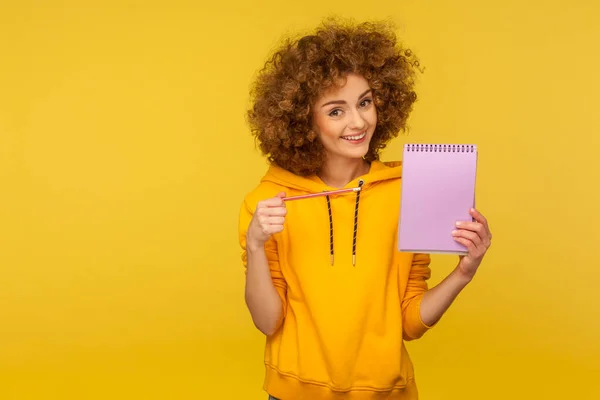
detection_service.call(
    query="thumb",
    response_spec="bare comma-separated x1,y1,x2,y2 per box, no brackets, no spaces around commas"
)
275,191,287,199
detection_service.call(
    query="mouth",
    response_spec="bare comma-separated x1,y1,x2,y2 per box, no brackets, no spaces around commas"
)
340,131,367,143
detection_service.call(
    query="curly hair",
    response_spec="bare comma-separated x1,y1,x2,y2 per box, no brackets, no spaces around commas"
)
247,18,422,176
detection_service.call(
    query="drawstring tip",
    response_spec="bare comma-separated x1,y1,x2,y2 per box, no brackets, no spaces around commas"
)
330,255,334,265
352,255,356,266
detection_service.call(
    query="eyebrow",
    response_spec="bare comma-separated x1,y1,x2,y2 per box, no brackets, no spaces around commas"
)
320,89,372,108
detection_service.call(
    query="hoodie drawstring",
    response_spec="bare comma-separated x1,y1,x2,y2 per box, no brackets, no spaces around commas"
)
326,194,334,265
352,179,364,266
327,179,364,266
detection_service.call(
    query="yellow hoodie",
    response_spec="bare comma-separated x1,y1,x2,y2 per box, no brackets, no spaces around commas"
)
238,160,434,400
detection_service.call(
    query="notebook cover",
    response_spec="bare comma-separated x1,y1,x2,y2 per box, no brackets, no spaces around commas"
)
398,144,478,254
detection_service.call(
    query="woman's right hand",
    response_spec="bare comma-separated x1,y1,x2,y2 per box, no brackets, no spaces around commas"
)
246,192,287,250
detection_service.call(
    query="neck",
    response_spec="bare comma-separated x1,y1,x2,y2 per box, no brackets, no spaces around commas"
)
318,157,370,188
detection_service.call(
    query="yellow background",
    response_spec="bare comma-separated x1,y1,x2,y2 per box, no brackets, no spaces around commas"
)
1,0,598,399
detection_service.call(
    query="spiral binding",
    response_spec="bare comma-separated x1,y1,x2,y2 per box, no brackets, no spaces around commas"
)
405,144,476,153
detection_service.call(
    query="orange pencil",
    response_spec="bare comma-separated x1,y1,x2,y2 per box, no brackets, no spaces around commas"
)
282,187,362,201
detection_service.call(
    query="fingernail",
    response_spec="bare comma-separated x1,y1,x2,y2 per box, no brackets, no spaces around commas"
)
455,222,461,226
452,230,458,235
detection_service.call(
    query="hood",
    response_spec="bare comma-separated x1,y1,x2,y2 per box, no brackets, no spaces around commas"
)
260,160,402,192
260,160,403,266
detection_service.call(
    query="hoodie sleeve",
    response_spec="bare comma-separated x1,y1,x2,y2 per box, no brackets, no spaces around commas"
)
238,196,288,322
401,252,435,341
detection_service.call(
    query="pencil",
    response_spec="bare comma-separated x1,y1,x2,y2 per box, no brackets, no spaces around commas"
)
282,187,362,201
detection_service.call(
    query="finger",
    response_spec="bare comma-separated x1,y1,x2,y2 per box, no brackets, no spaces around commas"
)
453,237,477,253
267,207,287,217
256,206,286,218
452,228,483,248
455,221,487,240
268,192,287,205
470,208,492,238
263,221,284,232
269,224,284,234
265,216,285,225
258,197,286,208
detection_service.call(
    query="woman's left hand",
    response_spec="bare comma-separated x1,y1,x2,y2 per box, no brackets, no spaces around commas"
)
452,208,492,280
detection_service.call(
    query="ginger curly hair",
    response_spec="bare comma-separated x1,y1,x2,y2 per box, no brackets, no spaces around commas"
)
247,18,422,176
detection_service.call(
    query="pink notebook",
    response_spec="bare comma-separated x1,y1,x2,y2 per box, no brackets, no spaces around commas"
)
398,144,478,255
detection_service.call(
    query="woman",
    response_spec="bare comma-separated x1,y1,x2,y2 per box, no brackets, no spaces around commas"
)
238,19,492,400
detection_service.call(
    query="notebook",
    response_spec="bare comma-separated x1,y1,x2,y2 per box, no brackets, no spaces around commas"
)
398,144,478,255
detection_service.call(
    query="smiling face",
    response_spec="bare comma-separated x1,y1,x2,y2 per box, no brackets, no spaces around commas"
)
312,73,377,163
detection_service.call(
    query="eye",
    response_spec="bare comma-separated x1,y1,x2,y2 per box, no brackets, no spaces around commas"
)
328,108,343,117
360,98,373,108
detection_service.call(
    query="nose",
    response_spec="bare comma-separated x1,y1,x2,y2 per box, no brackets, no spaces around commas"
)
348,109,366,130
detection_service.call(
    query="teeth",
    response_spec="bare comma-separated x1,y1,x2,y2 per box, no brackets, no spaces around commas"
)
342,132,366,140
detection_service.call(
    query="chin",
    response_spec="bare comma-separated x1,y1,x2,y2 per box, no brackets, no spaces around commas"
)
340,143,370,160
